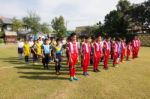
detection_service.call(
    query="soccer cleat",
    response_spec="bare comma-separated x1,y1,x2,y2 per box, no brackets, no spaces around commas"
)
96,69,100,72
73,77,78,81
85,72,89,76
70,77,74,81
93,70,97,72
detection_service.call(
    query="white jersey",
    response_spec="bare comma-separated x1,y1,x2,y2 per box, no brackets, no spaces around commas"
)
29,41,34,47
18,41,24,48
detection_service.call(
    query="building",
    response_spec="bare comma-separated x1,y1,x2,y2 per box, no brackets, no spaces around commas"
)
0,17,17,43
4,31,17,43
75,26,91,36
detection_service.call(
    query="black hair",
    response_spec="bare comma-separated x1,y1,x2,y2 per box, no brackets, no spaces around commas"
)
56,38,61,42
91,36,95,40
44,38,49,43
97,34,101,38
70,33,76,37
84,35,90,39
105,36,109,40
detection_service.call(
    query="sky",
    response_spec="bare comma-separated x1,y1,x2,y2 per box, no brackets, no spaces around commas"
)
0,0,145,30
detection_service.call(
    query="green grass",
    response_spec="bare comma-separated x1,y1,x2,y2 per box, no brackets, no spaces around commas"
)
0,45,150,99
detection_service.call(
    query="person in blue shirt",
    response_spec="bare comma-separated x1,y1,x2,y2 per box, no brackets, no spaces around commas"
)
54,38,63,75
42,39,52,70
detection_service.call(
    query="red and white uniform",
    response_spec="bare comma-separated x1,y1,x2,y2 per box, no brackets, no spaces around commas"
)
82,43,91,73
132,39,137,58
126,44,131,60
103,41,110,68
136,39,141,57
68,42,78,77
93,42,102,70
113,42,118,66
121,41,126,62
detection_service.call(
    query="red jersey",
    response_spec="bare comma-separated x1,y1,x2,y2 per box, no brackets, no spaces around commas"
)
68,42,78,54
94,42,102,53
82,43,91,54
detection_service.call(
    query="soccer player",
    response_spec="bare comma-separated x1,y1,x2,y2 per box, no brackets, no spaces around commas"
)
17,38,24,59
103,36,110,70
93,35,102,72
41,39,52,69
68,33,79,81
54,38,63,75
23,39,31,64
82,36,91,76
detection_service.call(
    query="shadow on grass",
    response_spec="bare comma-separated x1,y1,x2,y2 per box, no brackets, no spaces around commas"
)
19,75,69,80
17,71,83,75
0,57,25,65
0,56,114,81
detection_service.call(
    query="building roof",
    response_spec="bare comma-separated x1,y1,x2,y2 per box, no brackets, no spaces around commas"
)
0,17,13,24
4,30,17,36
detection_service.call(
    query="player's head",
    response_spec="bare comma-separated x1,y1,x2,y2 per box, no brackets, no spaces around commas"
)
105,36,109,41
56,38,61,45
24,39,29,44
115,37,119,43
97,35,101,42
44,39,49,45
84,36,90,43
70,33,77,42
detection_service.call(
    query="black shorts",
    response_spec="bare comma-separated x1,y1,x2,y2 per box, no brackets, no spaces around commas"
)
42,54,50,64
18,48,23,54
55,53,62,62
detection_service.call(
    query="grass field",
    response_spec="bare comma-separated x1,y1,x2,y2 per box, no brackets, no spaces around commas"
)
0,45,150,99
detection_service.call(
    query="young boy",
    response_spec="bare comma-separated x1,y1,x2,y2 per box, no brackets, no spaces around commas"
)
103,36,110,70
54,38,63,75
17,38,24,59
80,37,85,68
68,33,79,81
36,39,42,63
136,36,141,58
120,38,126,62
90,36,95,65
93,35,102,72
42,39,52,69
31,40,38,64
132,36,137,59
23,39,31,64
113,39,119,67
82,36,91,76
126,42,132,61
117,38,122,64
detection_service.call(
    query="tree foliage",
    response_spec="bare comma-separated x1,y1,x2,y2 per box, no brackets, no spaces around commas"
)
23,11,41,33
12,17,24,31
51,16,67,37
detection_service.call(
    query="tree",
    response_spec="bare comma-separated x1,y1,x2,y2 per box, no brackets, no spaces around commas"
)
41,23,52,34
117,0,131,12
103,0,131,37
23,11,41,34
126,0,150,33
12,17,24,32
51,16,67,37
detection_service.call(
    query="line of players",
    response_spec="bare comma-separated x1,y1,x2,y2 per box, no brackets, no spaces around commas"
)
17,33,141,81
